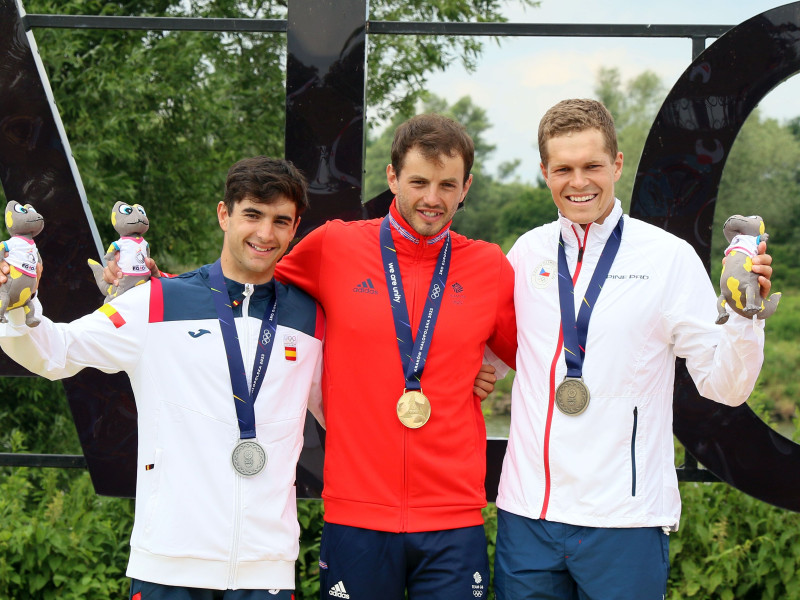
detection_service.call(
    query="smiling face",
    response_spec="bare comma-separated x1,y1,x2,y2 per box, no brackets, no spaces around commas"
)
217,195,299,284
387,147,472,237
540,128,623,226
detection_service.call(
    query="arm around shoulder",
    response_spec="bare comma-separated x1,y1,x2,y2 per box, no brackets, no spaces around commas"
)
274,223,330,299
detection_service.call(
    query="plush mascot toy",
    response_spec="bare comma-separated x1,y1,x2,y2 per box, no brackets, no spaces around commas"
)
0,201,44,326
716,214,781,324
88,201,150,302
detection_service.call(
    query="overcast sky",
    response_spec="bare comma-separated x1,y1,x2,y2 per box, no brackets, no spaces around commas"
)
415,1,800,182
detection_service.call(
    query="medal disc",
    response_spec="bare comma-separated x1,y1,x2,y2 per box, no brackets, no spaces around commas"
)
231,440,267,477
555,377,590,416
396,390,432,429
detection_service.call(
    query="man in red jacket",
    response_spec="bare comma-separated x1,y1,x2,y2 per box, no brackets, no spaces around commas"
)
275,113,516,600
97,115,515,599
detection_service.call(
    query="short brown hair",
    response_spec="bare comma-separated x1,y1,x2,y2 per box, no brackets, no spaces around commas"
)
223,156,309,218
391,114,474,183
538,99,618,166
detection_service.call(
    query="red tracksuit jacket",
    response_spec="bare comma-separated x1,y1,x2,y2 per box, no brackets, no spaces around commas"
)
276,201,516,532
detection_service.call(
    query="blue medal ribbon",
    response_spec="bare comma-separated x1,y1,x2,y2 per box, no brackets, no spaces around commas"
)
557,219,624,379
379,215,450,392
208,260,278,439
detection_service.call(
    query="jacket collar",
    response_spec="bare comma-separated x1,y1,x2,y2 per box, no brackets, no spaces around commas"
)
558,199,623,248
387,200,452,253
198,262,275,303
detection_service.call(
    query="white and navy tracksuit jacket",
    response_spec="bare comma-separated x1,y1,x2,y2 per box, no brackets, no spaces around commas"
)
0,264,324,590
498,201,765,532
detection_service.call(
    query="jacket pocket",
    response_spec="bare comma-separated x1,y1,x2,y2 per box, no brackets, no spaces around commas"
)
630,406,638,496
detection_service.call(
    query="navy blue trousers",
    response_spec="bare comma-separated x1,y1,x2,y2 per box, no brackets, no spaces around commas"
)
318,522,489,600
494,509,669,600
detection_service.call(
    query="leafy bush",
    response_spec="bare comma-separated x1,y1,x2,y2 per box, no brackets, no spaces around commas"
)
297,500,325,599
0,458,133,599
669,482,800,599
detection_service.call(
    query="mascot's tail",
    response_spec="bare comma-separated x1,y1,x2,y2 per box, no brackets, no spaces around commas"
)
87,259,112,299
758,291,782,320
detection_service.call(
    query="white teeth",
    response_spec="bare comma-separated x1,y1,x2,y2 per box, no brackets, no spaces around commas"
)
569,194,596,203
421,211,440,217
248,242,272,252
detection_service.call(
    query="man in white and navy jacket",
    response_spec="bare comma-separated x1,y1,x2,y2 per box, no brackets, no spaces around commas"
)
494,99,773,600
0,156,324,600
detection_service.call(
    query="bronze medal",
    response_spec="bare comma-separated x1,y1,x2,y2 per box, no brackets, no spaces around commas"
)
555,377,590,416
396,390,432,429
231,439,267,477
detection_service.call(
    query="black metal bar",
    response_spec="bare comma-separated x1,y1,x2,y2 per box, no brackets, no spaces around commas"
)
22,15,733,40
0,453,87,469
677,465,720,483
24,14,286,33
0,451,722,482
691,35,707,59
367,21,733,38
684,452,699,470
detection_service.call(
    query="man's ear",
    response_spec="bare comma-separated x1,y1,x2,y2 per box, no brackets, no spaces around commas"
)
613,152,624,183
217,201,229,232
540,162,550,187
458,173,474,209
386,164,399,195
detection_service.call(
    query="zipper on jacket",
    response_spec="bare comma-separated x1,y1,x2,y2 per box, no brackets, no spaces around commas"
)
401,241,427,532
227,474,244,587
631,406,638,497
227,284,254,587
540,223,590,519
400,234,433,531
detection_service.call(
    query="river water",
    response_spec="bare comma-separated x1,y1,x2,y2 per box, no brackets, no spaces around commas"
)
485,413,511,438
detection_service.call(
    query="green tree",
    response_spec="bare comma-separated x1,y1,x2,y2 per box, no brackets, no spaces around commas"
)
366,0,540,120
715,110,800,267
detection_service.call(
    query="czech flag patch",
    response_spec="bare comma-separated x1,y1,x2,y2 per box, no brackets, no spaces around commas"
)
98,304,126,328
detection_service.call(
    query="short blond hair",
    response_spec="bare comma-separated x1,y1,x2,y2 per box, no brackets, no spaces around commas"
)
538,99,618,166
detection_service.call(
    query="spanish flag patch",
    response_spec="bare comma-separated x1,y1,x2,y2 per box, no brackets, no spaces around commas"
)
284,335,297,361
98,304,126,328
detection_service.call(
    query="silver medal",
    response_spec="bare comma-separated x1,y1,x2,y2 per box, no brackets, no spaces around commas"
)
231,440,267,477
555,377,590,416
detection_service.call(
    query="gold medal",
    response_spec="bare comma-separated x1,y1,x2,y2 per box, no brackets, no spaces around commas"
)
396,390,431,429
555,377,590,416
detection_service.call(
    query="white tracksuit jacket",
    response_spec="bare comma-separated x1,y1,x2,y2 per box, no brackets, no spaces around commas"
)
497,201,765,531
0,265,324,590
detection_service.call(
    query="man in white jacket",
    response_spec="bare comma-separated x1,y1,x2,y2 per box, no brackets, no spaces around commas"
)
0,157,324,600
494,99,773,599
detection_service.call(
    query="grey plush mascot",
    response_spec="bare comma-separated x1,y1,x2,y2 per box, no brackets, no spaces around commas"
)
88,201,151,302
716,214,781,324
0,201,44,326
